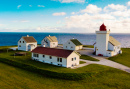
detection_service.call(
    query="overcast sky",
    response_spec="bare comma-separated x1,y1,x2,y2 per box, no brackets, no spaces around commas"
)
0,0,130,33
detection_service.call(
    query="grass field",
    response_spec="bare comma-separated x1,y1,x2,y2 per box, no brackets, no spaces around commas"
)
0,46,130,88
0,62,130,89
80,55,99,61
109,48,130,67
80,61,86,64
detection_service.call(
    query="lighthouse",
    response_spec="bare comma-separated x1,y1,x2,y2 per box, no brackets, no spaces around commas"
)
94,23,122,57
95,23,110,56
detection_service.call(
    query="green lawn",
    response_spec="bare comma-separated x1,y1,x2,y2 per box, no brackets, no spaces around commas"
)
80,55,99,61
108,48,130,67
0,62,130,89
80,61,86,64
83,45,94,48
0,47,130,88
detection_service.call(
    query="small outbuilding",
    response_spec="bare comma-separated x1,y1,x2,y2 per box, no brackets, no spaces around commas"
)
63,39,83,50
41,35,58,48
18,35,37,51
31,47,80,68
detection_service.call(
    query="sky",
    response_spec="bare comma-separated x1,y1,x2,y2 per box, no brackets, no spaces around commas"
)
0,0,130,33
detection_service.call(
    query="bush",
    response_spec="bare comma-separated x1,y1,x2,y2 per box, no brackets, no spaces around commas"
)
0,58,95,80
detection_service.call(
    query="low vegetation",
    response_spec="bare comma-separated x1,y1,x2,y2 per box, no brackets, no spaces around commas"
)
83,45,94,48
0,62,130,89
0,46,130,88
80,55,99,61
80,61,86,64
109,48,130,67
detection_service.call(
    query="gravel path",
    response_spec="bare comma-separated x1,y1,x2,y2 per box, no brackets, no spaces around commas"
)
72,48,130,73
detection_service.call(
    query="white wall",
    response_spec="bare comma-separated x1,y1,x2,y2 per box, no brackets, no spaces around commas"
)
31,52,80,68
32,53,67,67
18,38,27,51
27,43,37,51
96,31,110,56
18,38,37,51
41,37,58,48
66,52,80,68
63,40,82,50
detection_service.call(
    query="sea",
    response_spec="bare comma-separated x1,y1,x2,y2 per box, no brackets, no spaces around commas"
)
0,32,130,48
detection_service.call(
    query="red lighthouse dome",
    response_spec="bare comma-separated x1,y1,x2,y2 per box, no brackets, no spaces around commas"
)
99,23,107,31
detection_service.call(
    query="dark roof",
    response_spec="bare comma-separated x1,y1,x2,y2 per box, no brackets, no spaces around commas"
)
31,47,74,58
22,36,37,43
109,36,121,46
70,39,83,46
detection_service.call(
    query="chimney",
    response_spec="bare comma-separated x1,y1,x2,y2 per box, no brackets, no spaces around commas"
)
27,35,29,37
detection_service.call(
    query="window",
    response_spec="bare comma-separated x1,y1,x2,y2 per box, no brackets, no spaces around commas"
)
37,54,39,57
60,58,62,62
19,45,21,47
43,55,45,57
72,58,73,61
23,41,24,43
68,42,70,44
50,56,52,59
20,41,21,43
53,43,55,45
71,46,73,48
66,46,67,48
51,62,53,64
33,53,39,58
57,58,59,62
74,57,76,60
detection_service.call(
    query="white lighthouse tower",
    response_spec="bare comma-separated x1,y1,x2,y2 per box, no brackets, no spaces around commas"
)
94,23,122,57
95,23,110,56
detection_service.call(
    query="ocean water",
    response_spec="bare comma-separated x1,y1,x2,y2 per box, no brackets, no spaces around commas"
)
0,32,130,48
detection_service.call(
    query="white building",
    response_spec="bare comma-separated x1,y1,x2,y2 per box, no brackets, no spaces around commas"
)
31,47,81,68
18,35,37,51
41,35,58,48
94,24,122,57
63,39,83,50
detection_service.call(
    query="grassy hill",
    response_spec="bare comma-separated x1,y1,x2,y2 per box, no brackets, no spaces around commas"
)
0,46,130,88
0,62,130,89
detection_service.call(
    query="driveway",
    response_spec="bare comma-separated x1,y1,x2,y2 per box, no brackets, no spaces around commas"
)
74,48,130,73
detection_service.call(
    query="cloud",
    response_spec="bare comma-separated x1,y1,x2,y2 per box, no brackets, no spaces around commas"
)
127,1,130,6
80,4,102,14
52,12,66,16
38,5,45,7
63,4,130,33
20,20,30,23
71,12,75,15
12,20,30,23
29,5,32,7
52,0,85,3
17,5,22,9
104,4,127,12
36,27,60,32
0,24,4,26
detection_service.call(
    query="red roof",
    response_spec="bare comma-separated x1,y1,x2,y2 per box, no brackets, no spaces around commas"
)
31,47,74,58
99,23,107,31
